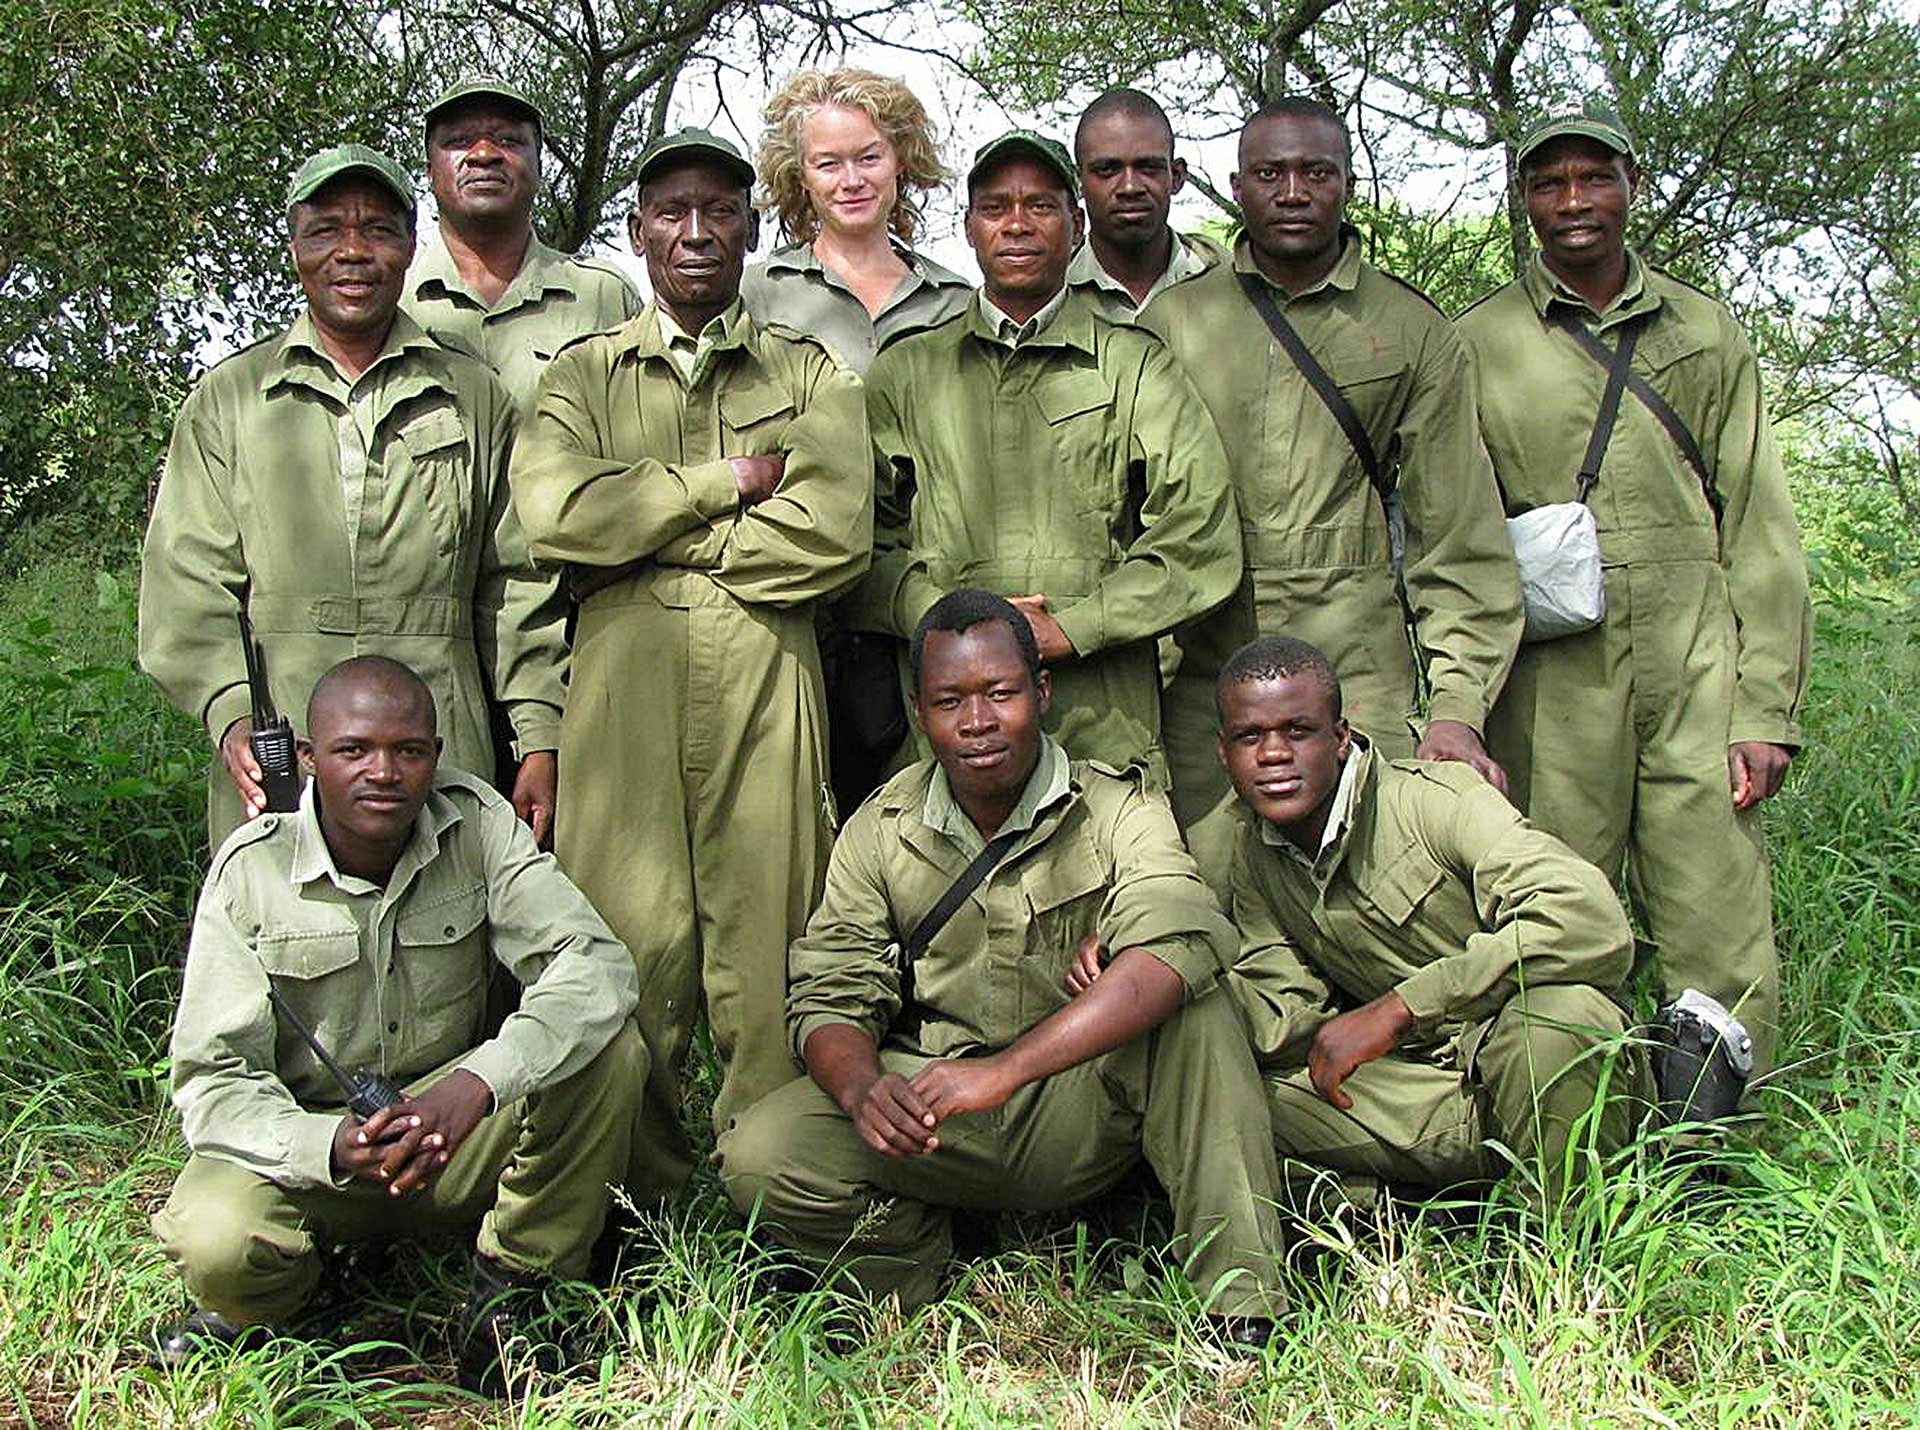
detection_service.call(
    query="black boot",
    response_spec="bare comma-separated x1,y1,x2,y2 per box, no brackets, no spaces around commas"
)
456,1254,555,1397
148,1309,276,1367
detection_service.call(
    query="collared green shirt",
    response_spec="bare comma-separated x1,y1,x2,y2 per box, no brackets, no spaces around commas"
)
741,239,972,374
1223,740,1633,1065
1457,252,1811,747
168,769,638,1192
403,233,638,415
655,299,740,387
138,310,568,776
1067,230,1224,321
850,284,1242,775
509,301,871,610
1142,231,1522,736
788,747,1235,1062
922,734,1072,857
976,285,1072,348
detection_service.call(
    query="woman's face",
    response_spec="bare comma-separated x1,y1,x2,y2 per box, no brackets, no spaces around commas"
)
799,103,902,239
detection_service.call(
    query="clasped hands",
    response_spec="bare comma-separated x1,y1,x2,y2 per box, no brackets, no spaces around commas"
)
329,1068,493,1197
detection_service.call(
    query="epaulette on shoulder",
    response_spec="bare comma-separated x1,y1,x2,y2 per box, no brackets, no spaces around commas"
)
1076,757,1147,789
1376,269,1446,317
1452,282,1514,322
552,322,624,361
1645,263,1729,310
418,323,488,367
208,811,292,880
874,307,967,357
200,326,285,383
758,319,854,372
568,252,631,281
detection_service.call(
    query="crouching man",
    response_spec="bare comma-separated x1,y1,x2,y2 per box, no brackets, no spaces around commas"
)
720,590,1287,1347
152,656,645,1394
1213,636,1645,1203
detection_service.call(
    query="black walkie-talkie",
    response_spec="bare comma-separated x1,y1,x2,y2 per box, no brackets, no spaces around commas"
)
238,611,303,813
265,983,405,1120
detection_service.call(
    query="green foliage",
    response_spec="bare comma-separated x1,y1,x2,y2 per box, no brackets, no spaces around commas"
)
0,0,402,558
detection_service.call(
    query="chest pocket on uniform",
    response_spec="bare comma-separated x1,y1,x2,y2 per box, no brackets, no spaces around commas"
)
398,408,472,559
258,927,362,1059
1034,369,1118,517
720,384,797,457
1021,838,1109,963
1348,846,1444,931
397,882,489,1031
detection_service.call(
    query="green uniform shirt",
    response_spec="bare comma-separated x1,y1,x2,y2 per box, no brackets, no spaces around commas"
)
509,302,871,606
1066,230,1224,321
1143,232,1522,737
788,739,1236,1062
403,234,639,415
138,311,567,785
1224,741,1633,1065
168,769,638,1192
1456,254,1811,748
851,286,1242,775
742,240,973,374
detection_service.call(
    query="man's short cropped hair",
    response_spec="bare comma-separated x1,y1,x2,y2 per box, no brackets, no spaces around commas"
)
910,588,1044,692
308,654,438,735
1216,635,1342,720
1074,87,1175,158
1243,96,1354,173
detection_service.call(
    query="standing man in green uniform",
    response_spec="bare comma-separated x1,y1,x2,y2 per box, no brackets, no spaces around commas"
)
404,78,638,416
151,657,643,1395
852,129,1242,786
1208,637,1643,1202
1143,100,1521,846
720,591,1287,1346
1457,101,1810,1074
509,130,872,1200
1067,88,1224,321
140,144,567,851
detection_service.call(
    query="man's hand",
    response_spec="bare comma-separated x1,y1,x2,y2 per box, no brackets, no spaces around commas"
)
911,1055,1019,1122
382,1069,494,1195
218,717,269,821
730,453,785,506
1008,594,1078,663
1062,931,1107,996
843,1069,940,1158
1728,741,1792,811
1416,720,1509,797
1307,990,1414,1111
511,750,557,849
330,1104,427,1191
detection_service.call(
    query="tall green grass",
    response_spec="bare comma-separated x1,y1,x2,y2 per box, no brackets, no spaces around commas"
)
2,558,1917,1426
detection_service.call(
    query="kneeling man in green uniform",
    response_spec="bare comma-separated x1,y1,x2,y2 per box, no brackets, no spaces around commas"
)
1212,636,1644,1201
720,590,1286,1346
152,656,645,1393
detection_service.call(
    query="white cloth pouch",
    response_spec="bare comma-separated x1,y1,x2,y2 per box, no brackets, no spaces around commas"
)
1507,501,1605,643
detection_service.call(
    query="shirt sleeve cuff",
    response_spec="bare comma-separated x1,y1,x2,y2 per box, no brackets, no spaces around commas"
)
458,1040,529,1109
686,458,743,521
1143,937,1220,1002
1054,597,1105,657
791,1013,881,1065
206,684,253,746
1421,694,1489,735
505,702,564,756
1391,967,1455,1030
289,1110,353,1191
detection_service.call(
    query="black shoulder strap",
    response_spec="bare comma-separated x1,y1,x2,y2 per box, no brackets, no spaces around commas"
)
1571,313,1643,503
896,827,1026,1021
1235,271,1391,509
1550,309,1722,523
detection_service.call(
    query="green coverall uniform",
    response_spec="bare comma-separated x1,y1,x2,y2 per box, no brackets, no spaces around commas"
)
1457,255,1811,1073
719,739,1288,1317
1224,741,1644,1200
850,289,1243,786
403,235,639,415
153,771,644,1325
138,312,568,849
742,240,972,375
1142,232,1522,833
509,302,872,1200
1065,230,1223,322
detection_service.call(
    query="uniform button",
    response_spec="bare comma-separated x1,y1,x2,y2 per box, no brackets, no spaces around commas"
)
444,924,456,937
387,1021,399,1033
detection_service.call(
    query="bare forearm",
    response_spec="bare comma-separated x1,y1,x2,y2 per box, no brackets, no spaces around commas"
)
803,1022,887,1112
998,947,1184,1091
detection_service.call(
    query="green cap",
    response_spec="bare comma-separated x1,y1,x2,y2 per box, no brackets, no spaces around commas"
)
285,143,414,212
1515,96,1636,170
423,76,543,133
634,127,755,188
968,129,1078,197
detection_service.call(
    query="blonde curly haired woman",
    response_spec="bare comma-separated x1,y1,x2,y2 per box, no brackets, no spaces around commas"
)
742,68,970,373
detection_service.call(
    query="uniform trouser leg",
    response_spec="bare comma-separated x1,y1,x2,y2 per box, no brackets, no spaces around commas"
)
684,602,834,1139
718,997,1286,1318
1490,562,1779,1074
152,1025,645,1326
559,597,699,1203
1265,986,1640,1202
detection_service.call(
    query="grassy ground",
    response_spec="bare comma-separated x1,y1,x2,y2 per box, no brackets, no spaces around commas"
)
3,555,1917,1427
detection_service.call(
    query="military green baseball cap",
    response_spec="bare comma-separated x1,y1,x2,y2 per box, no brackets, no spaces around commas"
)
634,127,755,188
285,143,414,212
967,128,1078,197
1515,96,1636,171
423,76,543,134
